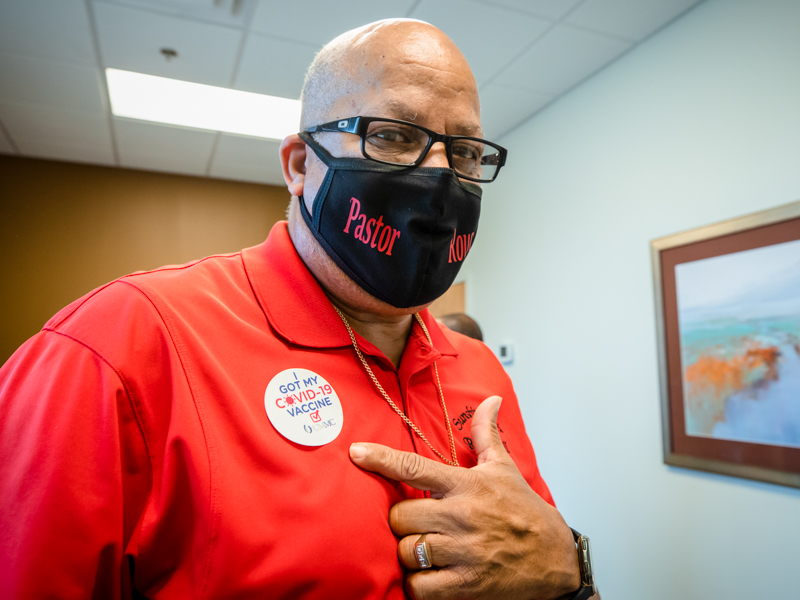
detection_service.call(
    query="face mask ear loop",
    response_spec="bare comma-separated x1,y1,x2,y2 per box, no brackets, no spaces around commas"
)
298,131,337,165
297,132,337,229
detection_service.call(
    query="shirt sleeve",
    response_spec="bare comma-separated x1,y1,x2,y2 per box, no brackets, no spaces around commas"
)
0,330,151,599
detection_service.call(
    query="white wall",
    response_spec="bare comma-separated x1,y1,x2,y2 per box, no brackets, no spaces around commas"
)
464,0,800,598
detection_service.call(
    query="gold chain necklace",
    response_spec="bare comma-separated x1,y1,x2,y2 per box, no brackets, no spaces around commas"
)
333,306,460,467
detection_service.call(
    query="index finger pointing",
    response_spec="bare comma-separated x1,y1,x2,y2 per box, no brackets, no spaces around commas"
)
350,443,462,494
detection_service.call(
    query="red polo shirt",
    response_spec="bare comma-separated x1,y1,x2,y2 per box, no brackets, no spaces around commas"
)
0,222,552,599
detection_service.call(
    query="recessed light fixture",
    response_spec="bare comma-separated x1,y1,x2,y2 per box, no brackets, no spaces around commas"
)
106,68,301,141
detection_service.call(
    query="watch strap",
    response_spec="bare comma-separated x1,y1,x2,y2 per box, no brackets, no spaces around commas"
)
566,585,595,600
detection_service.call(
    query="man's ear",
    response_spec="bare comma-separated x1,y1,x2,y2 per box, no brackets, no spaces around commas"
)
280,134,306,197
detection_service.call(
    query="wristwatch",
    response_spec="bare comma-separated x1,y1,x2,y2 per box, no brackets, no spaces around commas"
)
566,528,596,600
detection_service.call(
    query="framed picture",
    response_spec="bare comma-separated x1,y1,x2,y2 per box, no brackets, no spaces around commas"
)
652,200,800,488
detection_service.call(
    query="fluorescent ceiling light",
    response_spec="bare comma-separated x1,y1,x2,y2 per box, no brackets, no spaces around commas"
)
106,68,300,140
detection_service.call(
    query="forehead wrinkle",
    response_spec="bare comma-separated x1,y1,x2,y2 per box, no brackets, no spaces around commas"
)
397,58,468,78
379,98,419,121
373,98,483,136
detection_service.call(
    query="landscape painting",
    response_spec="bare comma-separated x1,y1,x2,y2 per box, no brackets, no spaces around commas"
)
675,238,800,448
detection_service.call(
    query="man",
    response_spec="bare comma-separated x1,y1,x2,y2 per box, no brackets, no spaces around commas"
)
0,19,595,600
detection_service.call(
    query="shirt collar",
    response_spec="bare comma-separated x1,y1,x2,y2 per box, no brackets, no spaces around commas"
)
242,221,457,360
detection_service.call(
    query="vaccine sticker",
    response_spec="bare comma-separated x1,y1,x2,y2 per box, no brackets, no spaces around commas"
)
264,368,344,446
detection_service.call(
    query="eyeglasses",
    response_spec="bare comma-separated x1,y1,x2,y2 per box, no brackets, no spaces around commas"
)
304,116,507,183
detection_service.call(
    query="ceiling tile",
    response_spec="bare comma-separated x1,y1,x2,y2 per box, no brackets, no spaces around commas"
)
410,0,552,85
566,0,703,41
114,118,217,176
0,53,105,113
479,84,553,139
209,134,284,185
0,0,96,65
481,0,584,20
249,0,418,47
93,2,243,86
495,24,631,96
16,139,116,166
0,102,112,151
99,0,258,28
234,34,318,99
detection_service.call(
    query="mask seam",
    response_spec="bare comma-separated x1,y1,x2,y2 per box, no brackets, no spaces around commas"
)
409,173,452,307
311,169,335,229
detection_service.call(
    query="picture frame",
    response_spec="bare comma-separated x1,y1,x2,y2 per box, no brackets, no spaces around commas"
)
652,200,800,488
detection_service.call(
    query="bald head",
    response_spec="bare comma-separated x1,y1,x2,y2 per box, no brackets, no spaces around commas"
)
299,19,479,131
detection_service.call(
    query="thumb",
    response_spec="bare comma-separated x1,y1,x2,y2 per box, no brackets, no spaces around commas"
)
471,395,507,465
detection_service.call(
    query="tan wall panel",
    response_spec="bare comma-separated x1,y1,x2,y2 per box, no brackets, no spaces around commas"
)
0,156,290,364
427,282,465,318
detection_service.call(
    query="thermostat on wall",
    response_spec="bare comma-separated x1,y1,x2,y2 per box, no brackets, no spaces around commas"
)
497,342,514,365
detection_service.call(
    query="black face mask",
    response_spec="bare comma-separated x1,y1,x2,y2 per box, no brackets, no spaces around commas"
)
297,132,482,308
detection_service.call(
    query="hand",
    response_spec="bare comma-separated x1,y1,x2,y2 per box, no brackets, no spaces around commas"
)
349,396,581,600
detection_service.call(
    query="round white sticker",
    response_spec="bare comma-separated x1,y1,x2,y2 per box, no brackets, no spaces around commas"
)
264,368,344,446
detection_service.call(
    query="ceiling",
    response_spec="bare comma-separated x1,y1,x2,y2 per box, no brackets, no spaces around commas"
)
0,0,704,186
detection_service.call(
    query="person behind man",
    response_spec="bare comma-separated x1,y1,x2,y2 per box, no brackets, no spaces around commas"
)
438,313,484,341
0,19,596,600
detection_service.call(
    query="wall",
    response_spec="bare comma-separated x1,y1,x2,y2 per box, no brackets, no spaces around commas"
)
463,0,800,598
428,281,466,318
0,156,290,363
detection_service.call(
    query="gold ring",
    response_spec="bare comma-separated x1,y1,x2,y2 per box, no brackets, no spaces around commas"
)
414,534,432,569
